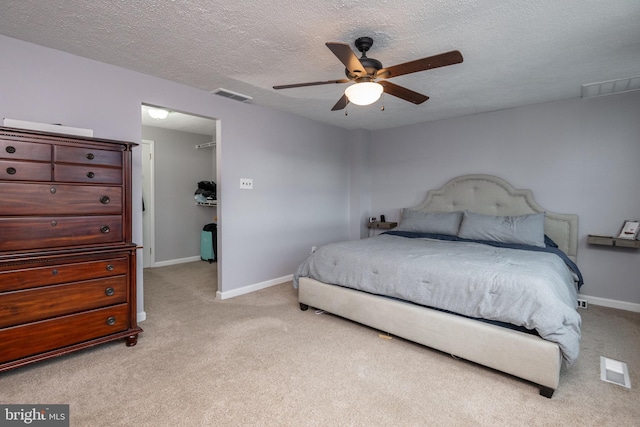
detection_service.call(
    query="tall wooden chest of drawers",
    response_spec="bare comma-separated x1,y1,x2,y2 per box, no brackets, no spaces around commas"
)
0,126,142,372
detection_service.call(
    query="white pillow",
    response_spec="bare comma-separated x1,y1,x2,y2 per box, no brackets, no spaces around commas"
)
457,211,546,247
396,210,463,236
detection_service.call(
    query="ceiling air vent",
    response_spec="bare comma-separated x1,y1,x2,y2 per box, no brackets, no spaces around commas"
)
581,76,640,98
211,88,253,103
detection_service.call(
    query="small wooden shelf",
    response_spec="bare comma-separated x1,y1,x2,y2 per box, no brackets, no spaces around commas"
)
588,235,640,248
368,221,398,229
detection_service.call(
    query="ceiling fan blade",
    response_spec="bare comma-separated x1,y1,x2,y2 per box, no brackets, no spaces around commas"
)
273,79,350,90
376,50,463,79
331,94,349,111
379,81,429,104
326,42,366,77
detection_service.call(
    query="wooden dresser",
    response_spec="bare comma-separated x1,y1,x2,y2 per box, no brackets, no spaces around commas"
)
0,126,142,372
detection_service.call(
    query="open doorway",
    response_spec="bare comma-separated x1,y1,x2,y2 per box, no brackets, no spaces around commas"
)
140,104,219,289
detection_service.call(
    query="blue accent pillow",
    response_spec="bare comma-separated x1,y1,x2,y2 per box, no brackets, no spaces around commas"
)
396,210,463,236
457,211,546,248
545,235,559,248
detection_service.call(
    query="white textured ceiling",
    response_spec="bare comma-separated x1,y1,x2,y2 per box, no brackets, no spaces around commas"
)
1,1,639,131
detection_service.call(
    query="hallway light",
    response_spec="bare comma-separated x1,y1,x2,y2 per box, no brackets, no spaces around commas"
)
147,108,169,120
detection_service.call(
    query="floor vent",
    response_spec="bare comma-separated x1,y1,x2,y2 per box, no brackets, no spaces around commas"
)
211,88,253,103
581,76,640,98
600,356,631,388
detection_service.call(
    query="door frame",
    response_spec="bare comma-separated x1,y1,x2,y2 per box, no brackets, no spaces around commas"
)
141,139,156,268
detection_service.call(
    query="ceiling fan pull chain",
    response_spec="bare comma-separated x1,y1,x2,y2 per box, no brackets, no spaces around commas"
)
381,93,385,111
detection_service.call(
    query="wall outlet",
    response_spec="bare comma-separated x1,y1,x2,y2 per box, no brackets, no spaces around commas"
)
240,178,253,190
577,299,588,309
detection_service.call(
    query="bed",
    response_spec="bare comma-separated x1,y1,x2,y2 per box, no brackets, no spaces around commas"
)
294,174,581,398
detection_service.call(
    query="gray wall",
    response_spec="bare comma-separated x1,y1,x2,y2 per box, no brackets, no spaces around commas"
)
1,33,637,312
0,35,351,317
141,126,214,263
367,91,640,305
347,129,372,240
218,106,350,289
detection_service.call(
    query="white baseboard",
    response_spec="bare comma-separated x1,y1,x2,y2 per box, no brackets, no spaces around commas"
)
579,294,640,313
216,274,293,300
137,311,147,322
214,280,640,312
153,256,202,268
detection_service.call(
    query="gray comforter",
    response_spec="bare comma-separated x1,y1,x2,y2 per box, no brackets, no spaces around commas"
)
294,234,581,364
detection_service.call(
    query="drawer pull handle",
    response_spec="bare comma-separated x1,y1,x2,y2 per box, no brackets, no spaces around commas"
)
106,316,116,326
50,187,57,194
6,167,16,175
51,220,58,227
100,196,110,204
106,264,114,271
86,171,95,179
52,269,58,275
86,153,95,160
105,287,115,296
6,146,16,154
100,225,110,234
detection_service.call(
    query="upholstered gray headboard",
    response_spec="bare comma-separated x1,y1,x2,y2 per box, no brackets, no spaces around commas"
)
410,175,578,261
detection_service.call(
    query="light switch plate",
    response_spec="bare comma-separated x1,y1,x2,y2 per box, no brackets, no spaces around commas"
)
240,178,253,190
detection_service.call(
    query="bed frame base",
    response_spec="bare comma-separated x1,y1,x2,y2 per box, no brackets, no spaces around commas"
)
539,386,555,398
299,277,560,398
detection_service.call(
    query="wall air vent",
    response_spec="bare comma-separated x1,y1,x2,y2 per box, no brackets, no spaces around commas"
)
581,76,640,98
211,88,253,103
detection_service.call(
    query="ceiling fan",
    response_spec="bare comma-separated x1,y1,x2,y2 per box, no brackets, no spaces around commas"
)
273,37,463,111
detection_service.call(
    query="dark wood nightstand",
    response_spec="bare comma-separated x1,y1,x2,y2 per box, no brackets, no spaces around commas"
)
367,221,398,229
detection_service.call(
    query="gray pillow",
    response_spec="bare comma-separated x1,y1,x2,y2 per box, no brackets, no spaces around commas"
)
457,211,546,247
396,210,463,236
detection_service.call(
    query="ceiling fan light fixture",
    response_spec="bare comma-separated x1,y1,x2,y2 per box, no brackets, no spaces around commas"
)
345,82,383,106
273,38,462,111
147,108,169,120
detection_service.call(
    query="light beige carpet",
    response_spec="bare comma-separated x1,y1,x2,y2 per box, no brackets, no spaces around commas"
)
1,261,638,426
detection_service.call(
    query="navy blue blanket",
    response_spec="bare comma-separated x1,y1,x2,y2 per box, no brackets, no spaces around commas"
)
383,231,584,289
